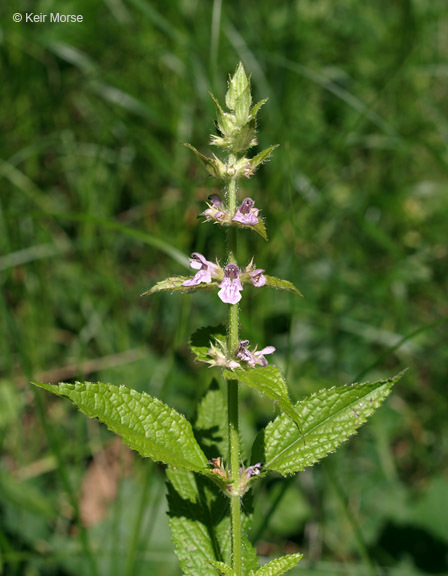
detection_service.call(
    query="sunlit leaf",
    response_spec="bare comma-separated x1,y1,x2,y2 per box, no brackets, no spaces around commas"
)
253,372,404,476
32,381,207,472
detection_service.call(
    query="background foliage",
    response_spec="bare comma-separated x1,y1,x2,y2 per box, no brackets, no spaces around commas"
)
1,0,447,574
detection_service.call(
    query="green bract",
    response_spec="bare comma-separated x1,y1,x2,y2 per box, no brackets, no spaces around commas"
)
222,366,301,429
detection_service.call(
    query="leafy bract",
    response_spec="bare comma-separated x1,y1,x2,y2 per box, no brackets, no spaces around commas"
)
184,144,225,179
167,467,258,576
209,92,235,137
32,381,207,472
141,276,219,297
226,62,251,112
249,98,268,122
189,325,227,364
252,553,302,576
248,145,279,175
253,373,404,476
264,275,303,297
222,366,301,429
232,217,268,241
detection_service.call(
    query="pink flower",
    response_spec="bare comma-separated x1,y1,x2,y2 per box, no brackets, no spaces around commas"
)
232,197,260,226
182,253,218,287
249,268,266,287
218,264,243,304
237,340,275,367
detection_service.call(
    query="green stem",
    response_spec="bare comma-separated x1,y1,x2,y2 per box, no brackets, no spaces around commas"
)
226,159,238,265
226,163,243,575
227,305,242,575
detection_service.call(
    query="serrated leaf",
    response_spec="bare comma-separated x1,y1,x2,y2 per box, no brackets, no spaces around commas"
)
210,92,235,136
141,276,219,297
167,467,258,576
32,381,207,472
184,144,224,179
189,325,227,364
254,372,404,476
210,561,236,576
252,553,302,576
232,218,268,241
194,380,228,459
222,366,301,429
264,275,303,297
249,145,279,174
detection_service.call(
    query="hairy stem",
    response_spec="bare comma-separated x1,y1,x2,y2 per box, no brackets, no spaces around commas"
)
226,166,243,575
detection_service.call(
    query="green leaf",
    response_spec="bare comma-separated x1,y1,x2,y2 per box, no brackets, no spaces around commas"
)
248,145,279,175
194,380,228,459
184,144,225,179
222,366,301,429
231,124,257,153
252,553,302,576
226,62,250,111
235,85,252,126
141,276,219,297
254,372,404,476
167,468,221,576
210,561,236,576
232,218,268,241
167,467,258,576
264,275,303,297
249,98,269,121
189,325,227,364
32,381,207,472
209,93,235,136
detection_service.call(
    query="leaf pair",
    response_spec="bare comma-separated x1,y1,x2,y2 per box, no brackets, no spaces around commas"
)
32,371,403,480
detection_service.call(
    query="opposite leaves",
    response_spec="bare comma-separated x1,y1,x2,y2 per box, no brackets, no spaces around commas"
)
253,372,404,476
32,381,207,472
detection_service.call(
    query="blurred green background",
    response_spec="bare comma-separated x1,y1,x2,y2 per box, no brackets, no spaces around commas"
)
1,0,448,575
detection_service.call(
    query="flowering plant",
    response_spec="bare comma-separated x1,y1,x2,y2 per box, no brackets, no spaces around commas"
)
33,63,402,576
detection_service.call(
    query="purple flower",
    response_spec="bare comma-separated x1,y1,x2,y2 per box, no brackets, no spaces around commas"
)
245,463,263,478
249,268,266,287
236,340,252,363
232,197,260,226
208,193,222,207
218,264,243,304
237,339,275,367
182,253,218,287
202,194,227,222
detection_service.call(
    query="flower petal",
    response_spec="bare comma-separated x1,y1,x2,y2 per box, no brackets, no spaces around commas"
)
218,277,243,304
